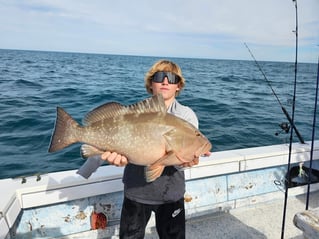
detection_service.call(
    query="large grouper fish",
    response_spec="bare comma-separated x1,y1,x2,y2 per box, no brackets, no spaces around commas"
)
48,94,212,182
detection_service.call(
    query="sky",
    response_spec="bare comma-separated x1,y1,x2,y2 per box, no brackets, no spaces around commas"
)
0,0,318,63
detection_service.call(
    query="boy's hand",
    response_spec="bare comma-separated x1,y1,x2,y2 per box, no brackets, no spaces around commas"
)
101,151,128,167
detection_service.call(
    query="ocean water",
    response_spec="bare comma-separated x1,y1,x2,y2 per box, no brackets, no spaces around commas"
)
0,49,318,179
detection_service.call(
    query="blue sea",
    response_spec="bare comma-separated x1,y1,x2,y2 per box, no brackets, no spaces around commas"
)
0,49,318,179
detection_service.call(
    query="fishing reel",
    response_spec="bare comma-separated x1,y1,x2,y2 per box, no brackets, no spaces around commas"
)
275,122,290,136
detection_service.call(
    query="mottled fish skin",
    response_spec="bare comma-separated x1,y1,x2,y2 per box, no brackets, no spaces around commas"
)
48,94,212,182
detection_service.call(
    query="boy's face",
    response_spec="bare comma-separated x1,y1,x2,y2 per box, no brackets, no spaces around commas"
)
151,76,180,102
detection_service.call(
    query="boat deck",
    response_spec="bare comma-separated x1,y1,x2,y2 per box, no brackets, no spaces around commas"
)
180,191,318,239
60,190,319,239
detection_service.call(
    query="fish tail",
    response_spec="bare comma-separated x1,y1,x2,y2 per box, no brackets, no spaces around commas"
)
48,107,80,152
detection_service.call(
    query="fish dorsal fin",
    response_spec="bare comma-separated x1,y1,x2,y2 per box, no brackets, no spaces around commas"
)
83,102,128,125
127,94,166,114
83,94,166,125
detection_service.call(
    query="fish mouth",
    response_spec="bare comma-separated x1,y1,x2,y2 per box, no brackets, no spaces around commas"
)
195,142,212,157
204,141,212,152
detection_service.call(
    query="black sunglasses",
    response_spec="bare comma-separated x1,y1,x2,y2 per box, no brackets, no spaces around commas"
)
152,71,181,84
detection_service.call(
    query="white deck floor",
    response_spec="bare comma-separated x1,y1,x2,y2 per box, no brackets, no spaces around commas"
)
146,191,319,239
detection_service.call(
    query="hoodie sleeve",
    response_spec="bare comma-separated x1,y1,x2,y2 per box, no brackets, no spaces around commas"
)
76,155,105,179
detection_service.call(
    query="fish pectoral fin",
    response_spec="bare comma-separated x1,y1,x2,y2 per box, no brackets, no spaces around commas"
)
81,144,105,159
145,151,177,182
145,165,165,183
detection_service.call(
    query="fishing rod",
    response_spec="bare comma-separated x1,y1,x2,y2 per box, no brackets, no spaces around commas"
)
244,42,304,144
281,1,299,238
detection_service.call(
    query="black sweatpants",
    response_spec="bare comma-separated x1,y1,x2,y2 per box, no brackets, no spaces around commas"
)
119,196,185,239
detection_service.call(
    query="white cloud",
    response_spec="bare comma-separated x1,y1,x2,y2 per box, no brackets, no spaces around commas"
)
0,0,318,62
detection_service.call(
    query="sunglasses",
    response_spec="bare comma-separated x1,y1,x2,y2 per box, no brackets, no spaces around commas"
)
152,71,181,84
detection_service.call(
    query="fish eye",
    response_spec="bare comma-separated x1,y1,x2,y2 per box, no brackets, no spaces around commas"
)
195,131,200,136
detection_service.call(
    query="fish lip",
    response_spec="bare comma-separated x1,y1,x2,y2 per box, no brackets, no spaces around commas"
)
205,142,212,152
196,142,212,157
